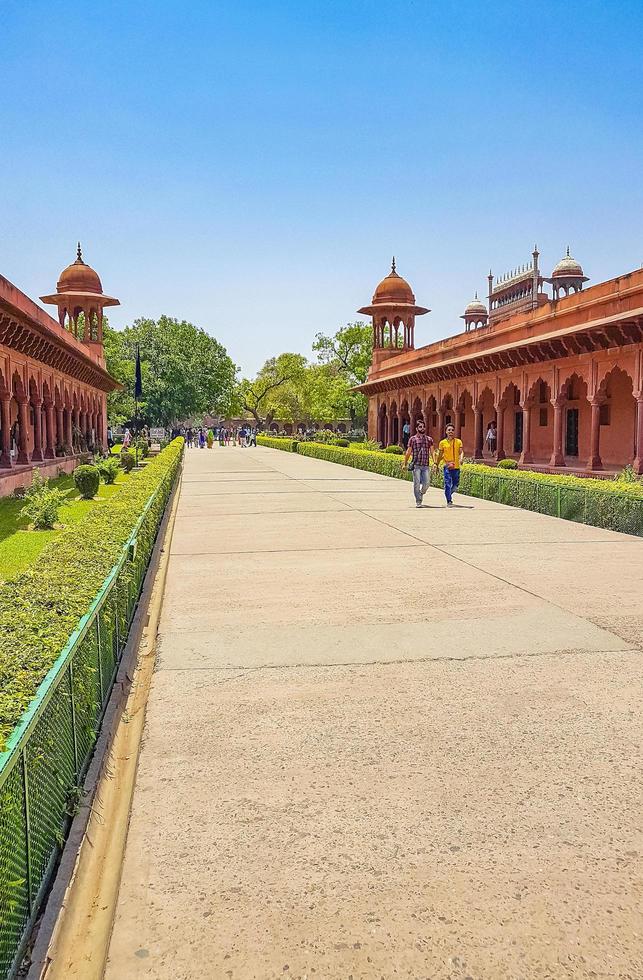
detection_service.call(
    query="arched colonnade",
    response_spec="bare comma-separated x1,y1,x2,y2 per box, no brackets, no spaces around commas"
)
0,367,107,468
374,362,643,472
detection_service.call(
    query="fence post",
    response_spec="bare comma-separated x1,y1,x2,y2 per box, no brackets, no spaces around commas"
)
21,748,32,914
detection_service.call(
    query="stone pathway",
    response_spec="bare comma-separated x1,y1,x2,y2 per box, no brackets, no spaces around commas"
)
105,446,643,980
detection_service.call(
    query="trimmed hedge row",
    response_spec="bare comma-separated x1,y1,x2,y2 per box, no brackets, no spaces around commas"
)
287,442,643,536
256,436,298,452
0,438,184,747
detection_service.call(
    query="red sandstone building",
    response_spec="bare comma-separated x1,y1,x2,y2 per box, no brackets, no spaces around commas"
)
357,251,643,474
0,246,120,495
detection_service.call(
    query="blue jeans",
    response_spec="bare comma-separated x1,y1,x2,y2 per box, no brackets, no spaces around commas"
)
413,465,429,504
443,465,460,503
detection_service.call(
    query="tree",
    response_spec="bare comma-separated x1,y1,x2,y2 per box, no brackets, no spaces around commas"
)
312,322,372,426
104,317,237,426
238,353,307,426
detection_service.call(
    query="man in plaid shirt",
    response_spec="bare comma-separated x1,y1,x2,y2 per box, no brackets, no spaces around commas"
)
402,419,434,507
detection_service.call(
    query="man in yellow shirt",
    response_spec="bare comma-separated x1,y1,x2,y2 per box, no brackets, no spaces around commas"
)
434,423,464,507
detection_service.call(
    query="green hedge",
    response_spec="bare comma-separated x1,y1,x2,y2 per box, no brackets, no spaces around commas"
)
295,443,643,536
257,436,298,452
0,438,184,748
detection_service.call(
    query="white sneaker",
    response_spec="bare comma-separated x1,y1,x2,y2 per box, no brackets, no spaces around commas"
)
416,502,422,508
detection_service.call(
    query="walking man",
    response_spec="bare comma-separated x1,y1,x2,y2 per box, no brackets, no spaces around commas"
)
435,423,464,507
402,419,411,450
403,419,433,508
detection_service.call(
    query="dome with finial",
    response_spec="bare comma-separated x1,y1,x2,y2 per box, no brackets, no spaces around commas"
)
464,293,487,315
552,246,584,279
372,257,416,305
56,243,103,294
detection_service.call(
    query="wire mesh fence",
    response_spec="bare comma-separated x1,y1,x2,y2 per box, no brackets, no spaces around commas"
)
429,467,643,536
0,468,178,979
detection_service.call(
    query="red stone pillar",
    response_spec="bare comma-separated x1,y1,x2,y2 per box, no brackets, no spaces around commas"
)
454,406,462,439
519,402,534,464
437,409,445,439
633,395,643,476
0,393,12,468
587,399,603,470
474,408,484,459
550,400,565,467
17,396,30,464
66,408,73,449
495,403,505,460
56,405,64,451
44,400,55,459
31,396,44,462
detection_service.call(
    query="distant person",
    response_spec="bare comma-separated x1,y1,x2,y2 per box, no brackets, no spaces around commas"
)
435,423,464,507
485,420,497,456
402,419,434,508
107,426,114,449
402,419,411,450
199,428,206,449
122,427,132,449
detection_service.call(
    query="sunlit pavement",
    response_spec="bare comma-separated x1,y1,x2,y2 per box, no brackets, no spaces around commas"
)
105,445,643,980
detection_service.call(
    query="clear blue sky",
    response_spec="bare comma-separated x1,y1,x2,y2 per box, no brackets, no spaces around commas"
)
2,0,642,375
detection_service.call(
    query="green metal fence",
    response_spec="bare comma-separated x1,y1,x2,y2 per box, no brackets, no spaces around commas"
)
0,468,179,979
430,467,643,536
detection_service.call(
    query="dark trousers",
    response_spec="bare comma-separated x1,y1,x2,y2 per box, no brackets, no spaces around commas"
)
443,465,461,503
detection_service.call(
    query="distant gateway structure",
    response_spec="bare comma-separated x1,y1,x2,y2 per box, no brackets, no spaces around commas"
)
356,251,643,473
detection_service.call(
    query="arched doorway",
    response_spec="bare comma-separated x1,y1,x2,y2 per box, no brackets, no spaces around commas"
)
596,367,636,468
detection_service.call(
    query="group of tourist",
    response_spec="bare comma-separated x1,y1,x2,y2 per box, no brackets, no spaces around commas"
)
184,426,257,448
403,420,464,508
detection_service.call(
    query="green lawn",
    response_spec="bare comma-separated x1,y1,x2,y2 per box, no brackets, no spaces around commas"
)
0,470,131,583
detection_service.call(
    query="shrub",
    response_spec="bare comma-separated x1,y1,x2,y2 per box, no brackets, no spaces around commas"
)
19,470,67,530
256,436,298,452
97,456,121,485
497,457,518,469
73,464,100,499
335,438,350,447
0,438,184,747
356,439,381,452
134,437,149,459
385,444,404,454
120,449,136,472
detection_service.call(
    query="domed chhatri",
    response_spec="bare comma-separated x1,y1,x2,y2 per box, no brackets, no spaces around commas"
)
41,243,119,343
461,292,489,332
547,246,589,300
552,246,585,279
464,295,487,314
358,258,429,352
56,242,103,294
372,257,416,306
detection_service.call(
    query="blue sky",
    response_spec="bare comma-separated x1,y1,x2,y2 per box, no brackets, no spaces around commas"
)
1,0,642,375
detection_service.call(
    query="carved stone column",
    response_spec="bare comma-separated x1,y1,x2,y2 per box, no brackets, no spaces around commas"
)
0,392,12,468
31,396,44,462
473,408,484,459
44,399,55,459
495,401,506,461
633,395,643,476
550,399,565,467
56,405,64,450
519,401,534,465
17,396,30,464
587,398,603,470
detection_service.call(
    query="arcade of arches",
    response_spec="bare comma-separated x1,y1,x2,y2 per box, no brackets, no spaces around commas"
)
0,248,120,494
359,261,643,474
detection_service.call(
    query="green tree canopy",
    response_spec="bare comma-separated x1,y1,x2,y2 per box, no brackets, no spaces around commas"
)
104,316,237,426
312,321,373,426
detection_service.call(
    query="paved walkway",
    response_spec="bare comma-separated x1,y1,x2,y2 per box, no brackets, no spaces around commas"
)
106,447,643,980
